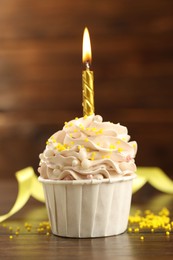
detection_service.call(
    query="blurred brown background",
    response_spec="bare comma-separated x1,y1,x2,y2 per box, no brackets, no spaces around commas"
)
0,0,173,179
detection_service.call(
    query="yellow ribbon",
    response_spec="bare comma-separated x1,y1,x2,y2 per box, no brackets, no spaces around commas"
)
133,167,173,194
0,167,44,223
0,167,173,223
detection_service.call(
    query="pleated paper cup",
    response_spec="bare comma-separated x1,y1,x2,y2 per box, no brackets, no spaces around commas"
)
39,175,135,238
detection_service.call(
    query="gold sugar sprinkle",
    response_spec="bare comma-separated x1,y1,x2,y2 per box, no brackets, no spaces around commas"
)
0,221,51,238
109,144,116,150
128,208,172,237
128,227,132,233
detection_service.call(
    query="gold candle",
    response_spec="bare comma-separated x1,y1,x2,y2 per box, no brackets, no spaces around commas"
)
82,27,94,116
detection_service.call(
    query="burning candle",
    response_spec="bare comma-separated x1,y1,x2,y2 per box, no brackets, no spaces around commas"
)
82,27,94,116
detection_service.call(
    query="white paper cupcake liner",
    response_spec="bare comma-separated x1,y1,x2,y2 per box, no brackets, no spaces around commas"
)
39,175,135,238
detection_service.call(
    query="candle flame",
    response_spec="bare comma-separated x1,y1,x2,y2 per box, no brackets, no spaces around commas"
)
82,27,92,64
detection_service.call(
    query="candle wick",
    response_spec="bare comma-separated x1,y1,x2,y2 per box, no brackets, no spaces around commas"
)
86,61,90,70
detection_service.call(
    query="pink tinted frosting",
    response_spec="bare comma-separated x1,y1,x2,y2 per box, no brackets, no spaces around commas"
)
38,114,137,180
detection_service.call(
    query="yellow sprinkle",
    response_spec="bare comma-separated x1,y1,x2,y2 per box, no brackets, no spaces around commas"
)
102,155,110,159
37,227,44,232
91,127,97,132
144,210,151,215
15,231,19,236
116,140,121,145
90,152,96,161
9,227,13,231
64,122,70,128
84,138,89,142
134,228,139,233
79,123,84,130
50,137,56,143
25,223,32,230
9,235,13,239
135,209,142,215
46,232,50,236
96,129,103,135
69,122,73,127
96,142,100,146
74,129,78,132
139,223,144,229
84,115,88,119
140,236,144,241
65,144,70,150
128,208,173,234
77,145,84,150
27,227,31,232
75,117,79,120
118,148,123,152
128,227,132,233
164,224,171,231
109,144,116,149
56,143,66,151
159,207,170,216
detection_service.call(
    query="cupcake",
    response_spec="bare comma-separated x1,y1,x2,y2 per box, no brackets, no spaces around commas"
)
38,114,137,237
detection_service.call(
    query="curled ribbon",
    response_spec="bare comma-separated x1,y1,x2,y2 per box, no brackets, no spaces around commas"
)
0,167,173,223
133,167,173,194
0,167,44,223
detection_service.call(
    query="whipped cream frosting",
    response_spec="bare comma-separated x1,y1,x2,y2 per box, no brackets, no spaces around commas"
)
38,115,137,180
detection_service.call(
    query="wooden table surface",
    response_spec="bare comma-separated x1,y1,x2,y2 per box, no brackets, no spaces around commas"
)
0,179,173,259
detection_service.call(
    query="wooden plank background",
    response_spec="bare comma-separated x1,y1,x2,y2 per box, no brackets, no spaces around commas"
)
0,0,173,178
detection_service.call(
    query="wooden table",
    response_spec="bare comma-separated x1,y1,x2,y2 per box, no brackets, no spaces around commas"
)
0,179,173,259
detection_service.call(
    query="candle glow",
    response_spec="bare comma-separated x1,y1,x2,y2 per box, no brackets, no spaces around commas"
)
82,27,92,65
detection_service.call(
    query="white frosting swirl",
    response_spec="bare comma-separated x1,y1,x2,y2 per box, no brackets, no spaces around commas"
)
38,115,137,180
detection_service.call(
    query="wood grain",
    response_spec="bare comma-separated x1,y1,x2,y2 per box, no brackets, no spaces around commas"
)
0,0,173,178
